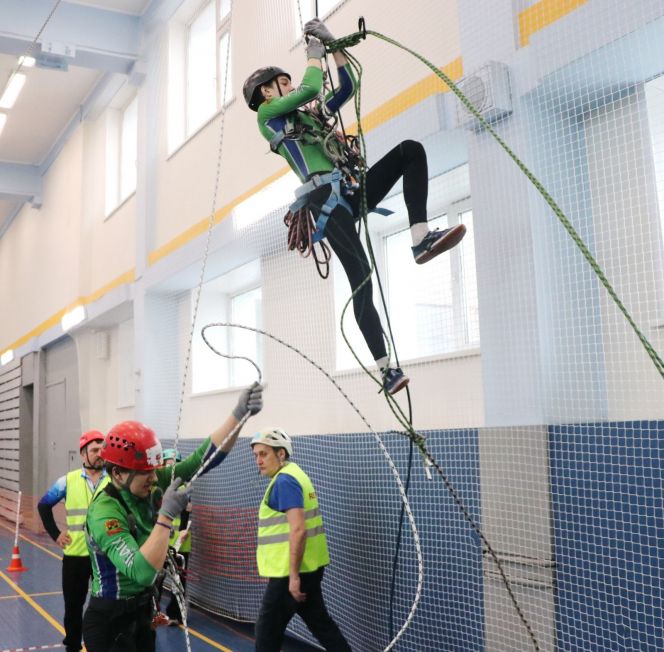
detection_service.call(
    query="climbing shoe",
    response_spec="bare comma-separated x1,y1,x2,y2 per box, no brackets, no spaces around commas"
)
381,367,410,395
412,224,467,264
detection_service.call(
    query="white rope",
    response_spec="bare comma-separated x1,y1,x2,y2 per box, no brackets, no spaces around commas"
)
201,323,424,652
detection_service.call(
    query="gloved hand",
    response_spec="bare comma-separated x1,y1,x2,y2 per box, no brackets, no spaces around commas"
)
305,36,326,60
159,477,192,521
304,18,335,43
232,381,263,421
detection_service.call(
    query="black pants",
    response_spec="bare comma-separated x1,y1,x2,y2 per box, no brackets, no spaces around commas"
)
311,140,429,361
255,567,352,652
62,555,92,652
82,593,155,652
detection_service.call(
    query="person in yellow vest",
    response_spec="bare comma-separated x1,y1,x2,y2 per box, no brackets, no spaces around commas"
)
250,427,352,652
38,430,109,652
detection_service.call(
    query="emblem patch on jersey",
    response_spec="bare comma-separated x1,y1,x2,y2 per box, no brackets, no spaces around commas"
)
105,518,122,535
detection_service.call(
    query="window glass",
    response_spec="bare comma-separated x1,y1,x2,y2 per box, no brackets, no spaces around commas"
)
218,31,232,105
186,2,216,134
119,96,137,202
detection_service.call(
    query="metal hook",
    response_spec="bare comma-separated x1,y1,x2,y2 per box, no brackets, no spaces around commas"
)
358,16,367,40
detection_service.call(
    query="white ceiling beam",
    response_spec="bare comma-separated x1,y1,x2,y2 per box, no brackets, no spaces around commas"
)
0,162,41,203
0,0,142,74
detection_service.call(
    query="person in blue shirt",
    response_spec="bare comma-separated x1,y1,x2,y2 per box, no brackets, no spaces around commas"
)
38,430,108,652
251,427,351,651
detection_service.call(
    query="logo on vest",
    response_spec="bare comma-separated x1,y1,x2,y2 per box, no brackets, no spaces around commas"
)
105,518,122,535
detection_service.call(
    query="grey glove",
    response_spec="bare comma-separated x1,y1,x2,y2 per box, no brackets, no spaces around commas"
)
159,477,192,520
305,36,326,60
304,18,335,43
232,381,263,421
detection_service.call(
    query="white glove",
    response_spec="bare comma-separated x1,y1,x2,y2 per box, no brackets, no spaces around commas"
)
304,18,335,43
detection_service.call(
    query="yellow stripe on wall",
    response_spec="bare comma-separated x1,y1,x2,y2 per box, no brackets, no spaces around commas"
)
2,268,135,355
350,57,463,134
519,0,588,47
148,167,289,266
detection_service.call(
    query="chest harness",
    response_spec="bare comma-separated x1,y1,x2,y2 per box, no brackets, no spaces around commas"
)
275,104,363,278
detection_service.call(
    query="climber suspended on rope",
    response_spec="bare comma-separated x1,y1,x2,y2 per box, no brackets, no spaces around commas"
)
242,17,466,395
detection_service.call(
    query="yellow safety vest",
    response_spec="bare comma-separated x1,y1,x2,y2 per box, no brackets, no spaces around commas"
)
169,513,192,553
256,462,329,578
64,469,109,557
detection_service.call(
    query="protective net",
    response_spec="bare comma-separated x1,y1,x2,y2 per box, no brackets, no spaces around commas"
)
12,0,664,650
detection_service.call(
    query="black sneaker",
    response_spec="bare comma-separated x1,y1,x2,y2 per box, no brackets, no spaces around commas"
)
381,367,410,395
412,224,467,264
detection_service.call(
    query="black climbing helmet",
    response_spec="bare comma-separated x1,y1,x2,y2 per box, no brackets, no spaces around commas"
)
243,66,291,111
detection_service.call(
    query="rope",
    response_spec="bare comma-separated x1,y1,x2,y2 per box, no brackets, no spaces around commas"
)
327,25,664,381
314,19,540,652
284,206,333,278
200,322,424,652
166,5,235,648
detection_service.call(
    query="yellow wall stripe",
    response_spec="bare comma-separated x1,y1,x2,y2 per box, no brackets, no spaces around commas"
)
2,268,135,355
4,0,581,356
0,569,66,635
519,0,588,47
350,57,463,133
148,167,289,266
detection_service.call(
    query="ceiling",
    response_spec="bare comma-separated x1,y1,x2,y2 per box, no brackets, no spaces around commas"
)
67,0,151,15
0,0,154,236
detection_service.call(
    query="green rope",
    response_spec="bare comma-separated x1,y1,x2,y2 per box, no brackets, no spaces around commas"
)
337,42,542,652
328,29,664,379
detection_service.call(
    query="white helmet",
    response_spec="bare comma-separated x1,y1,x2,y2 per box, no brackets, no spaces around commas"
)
250,427,293,457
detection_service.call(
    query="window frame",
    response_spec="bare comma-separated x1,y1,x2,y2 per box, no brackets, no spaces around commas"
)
105,92,138,219
333,192,478,373
190,264,263,396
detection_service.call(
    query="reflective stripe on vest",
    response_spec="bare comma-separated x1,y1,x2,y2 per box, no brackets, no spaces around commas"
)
64,470,109,557
256,462,330,578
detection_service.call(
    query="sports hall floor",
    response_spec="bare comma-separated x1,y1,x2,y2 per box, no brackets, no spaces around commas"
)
0,520,316,652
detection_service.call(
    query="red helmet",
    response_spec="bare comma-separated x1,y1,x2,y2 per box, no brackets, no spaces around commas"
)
79,430,105,452
101,421,163,471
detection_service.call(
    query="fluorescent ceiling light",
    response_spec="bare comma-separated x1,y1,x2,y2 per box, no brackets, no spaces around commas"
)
18,55,36,68
61,305,86,332
0,113,6,136
0,349,14,366
0,73,26,109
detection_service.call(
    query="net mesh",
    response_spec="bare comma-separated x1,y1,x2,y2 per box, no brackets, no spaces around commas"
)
17,0,664,651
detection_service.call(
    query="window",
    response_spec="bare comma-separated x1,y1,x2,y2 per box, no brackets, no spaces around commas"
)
186,2,216,134
293,0,343,39
191,260,262,393
333,166,478,371
169,0,234,151
646,76,664,245
105,94,137,216
384,206,478,361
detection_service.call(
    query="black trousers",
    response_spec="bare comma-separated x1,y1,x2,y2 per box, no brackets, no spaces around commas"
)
255,567,352,652
82,593,155,652
62,555,92,652
311,140,429,361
